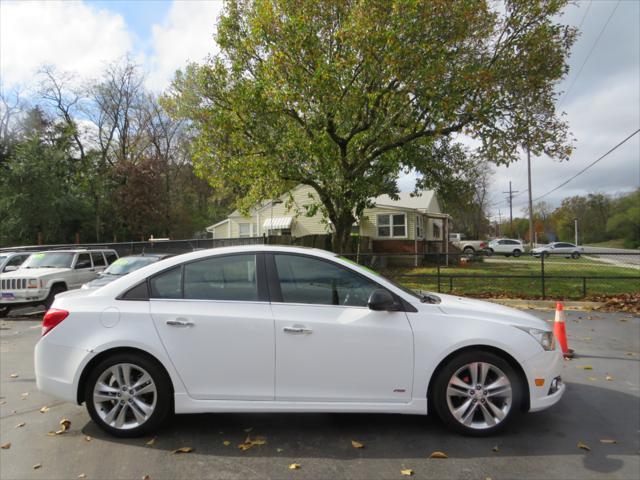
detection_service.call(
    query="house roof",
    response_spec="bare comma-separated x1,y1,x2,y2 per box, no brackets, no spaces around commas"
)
372,191,436,211
205,218,230,232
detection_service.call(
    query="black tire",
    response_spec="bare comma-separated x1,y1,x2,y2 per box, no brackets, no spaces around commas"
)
486,248,493,257
512,249,522,258
463,247,475,256
84,352,172,438
0,306,10,318
571,251,580,259
44,284,66,310
432,350,523,436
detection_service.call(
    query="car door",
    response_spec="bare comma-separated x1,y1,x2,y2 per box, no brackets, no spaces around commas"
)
268,253,414,403
494,240,507,254
91,252,107,274
72,253,95,287
149,253,275,400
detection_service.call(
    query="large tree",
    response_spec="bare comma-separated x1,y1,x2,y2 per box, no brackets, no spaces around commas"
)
166,0,575,251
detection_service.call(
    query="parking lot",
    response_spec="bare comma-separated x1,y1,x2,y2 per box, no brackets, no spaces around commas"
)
1,309,638,480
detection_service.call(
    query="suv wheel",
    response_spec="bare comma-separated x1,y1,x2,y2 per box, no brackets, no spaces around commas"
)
44,284,66,310
0,306,10,318
463,247,475,256
512,249,522,257
432,350,523,436
84,352,172,437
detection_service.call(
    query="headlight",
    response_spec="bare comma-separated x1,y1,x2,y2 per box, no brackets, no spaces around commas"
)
27,279,39,289
516,326,555,351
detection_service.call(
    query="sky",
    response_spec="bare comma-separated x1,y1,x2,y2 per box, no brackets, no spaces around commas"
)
1,0,638,218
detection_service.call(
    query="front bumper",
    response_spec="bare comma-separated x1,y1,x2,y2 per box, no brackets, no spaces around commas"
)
524,347,566,412
1,289,48,306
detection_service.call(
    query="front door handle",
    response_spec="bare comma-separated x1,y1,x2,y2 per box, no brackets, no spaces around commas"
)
283,325,313,334
166,319,194,327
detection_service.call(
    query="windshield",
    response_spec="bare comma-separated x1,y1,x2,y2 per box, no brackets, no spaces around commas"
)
22,252,74,269
338,256,439,302
103,256,159,275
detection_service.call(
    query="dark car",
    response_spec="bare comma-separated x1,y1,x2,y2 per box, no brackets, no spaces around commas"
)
81,254,172,289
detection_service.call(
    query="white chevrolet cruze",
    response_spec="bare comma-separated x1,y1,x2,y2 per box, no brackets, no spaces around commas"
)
35,246,564,437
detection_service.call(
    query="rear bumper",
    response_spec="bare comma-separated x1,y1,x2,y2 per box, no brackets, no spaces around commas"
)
35,338,93,404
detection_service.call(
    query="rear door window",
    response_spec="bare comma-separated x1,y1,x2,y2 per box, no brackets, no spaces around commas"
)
183,254,258,301
91,252,106,267
75,253,92,269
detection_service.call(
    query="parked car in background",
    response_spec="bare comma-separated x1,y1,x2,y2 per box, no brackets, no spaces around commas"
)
0,251,33,273
531,242,584,259
82,253,172,289
449,233,489,256
0,248,118,317
488,239,525,257
35,245,564,438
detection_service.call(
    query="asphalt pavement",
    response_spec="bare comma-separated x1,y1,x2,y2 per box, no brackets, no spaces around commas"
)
1,310,638,480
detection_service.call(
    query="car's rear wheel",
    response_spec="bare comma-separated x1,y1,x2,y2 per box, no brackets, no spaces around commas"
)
571,251,580,259
486,248,494,257
44,284,66,310
512,249,522,257
432,350,523,436
0,306,10,318
85,353,171,437
463,247,475,256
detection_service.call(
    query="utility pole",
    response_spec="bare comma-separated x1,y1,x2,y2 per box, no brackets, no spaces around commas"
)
503,181,518,237
574,218,578,245
526,145,534,248
497,210,503,237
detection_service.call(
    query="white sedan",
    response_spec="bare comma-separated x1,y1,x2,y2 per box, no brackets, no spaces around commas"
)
35,246,564,437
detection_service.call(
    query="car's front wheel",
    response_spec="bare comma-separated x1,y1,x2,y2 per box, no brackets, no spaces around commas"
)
84,353,172,437
432,350,523,436
571,251,580,259
512,249,522,257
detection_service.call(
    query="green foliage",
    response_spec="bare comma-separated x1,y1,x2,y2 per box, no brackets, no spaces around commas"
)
606,190,640,248
165,0,575,251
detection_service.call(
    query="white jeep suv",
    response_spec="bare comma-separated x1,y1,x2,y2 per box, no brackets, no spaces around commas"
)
0,249,118,317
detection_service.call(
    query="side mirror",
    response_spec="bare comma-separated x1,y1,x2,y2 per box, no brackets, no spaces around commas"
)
4,265,18,272
368,289,398,311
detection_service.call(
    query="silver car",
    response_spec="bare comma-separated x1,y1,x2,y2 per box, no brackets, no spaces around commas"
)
531,242,584,259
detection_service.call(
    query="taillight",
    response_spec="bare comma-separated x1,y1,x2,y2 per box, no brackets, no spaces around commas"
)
480,242,487,248
42,309,69,336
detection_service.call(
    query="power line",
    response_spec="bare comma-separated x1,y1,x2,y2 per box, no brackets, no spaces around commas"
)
558,0,621,107
532,128,640,202
577,0,593,30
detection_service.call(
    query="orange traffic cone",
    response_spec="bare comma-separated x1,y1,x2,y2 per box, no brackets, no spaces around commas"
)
553,302,574,358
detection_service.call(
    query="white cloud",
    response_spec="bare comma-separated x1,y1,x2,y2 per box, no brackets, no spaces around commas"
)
145,0,224,91
0,0,133,89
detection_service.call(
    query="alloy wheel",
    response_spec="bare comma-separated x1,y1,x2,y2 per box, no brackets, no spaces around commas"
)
445,362,512,430
92,363,157,430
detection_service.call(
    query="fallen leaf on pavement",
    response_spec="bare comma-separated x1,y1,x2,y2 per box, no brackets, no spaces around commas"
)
577,441,591,451
400,469,414,476
1,442,10,449
587,376,597,381
600,438,617,444
59,418,71,432
605,375,614,381
21,392,29,399
428,451,448,459
146,437,156,446
577,365,593,370
39,406,50,413
84,436,92,442
351,440,364,449
33,464,42,469
277,448,284,453
142,476,151,480
222,440,231,446
78,474,86,479
0,401,5,405
238,436,267,451
15,422,25,428
289,463,301,470
492,445,499,452
9,373,18,378
243,427,253,432
171,447,193,454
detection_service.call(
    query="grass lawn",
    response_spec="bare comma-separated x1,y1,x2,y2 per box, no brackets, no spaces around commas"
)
380,257,640,300
586,239,633,249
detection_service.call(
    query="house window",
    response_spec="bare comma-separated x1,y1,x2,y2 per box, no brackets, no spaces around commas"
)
377,214,406,238
416,215,424,239
432,221,441,239
239,223,251,238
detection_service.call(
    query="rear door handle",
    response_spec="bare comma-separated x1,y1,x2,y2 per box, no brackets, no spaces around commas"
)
283,325,313,334
166,319,194,327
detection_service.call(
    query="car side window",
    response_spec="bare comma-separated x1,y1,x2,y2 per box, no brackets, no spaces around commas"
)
273,254,379,307
183,254,258,301
150,266,182,299
91,252,106,267
6,255,26,267
75,253,92,269
104,252,118,264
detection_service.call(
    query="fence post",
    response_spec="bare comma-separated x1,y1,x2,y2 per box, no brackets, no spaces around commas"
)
582,277,587,298
541,254,546,299
437,255,441,293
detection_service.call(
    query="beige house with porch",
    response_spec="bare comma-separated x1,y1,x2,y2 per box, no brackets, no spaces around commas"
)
206,184,450,252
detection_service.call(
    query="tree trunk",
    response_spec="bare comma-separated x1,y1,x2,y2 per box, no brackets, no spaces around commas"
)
331,215,355,254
